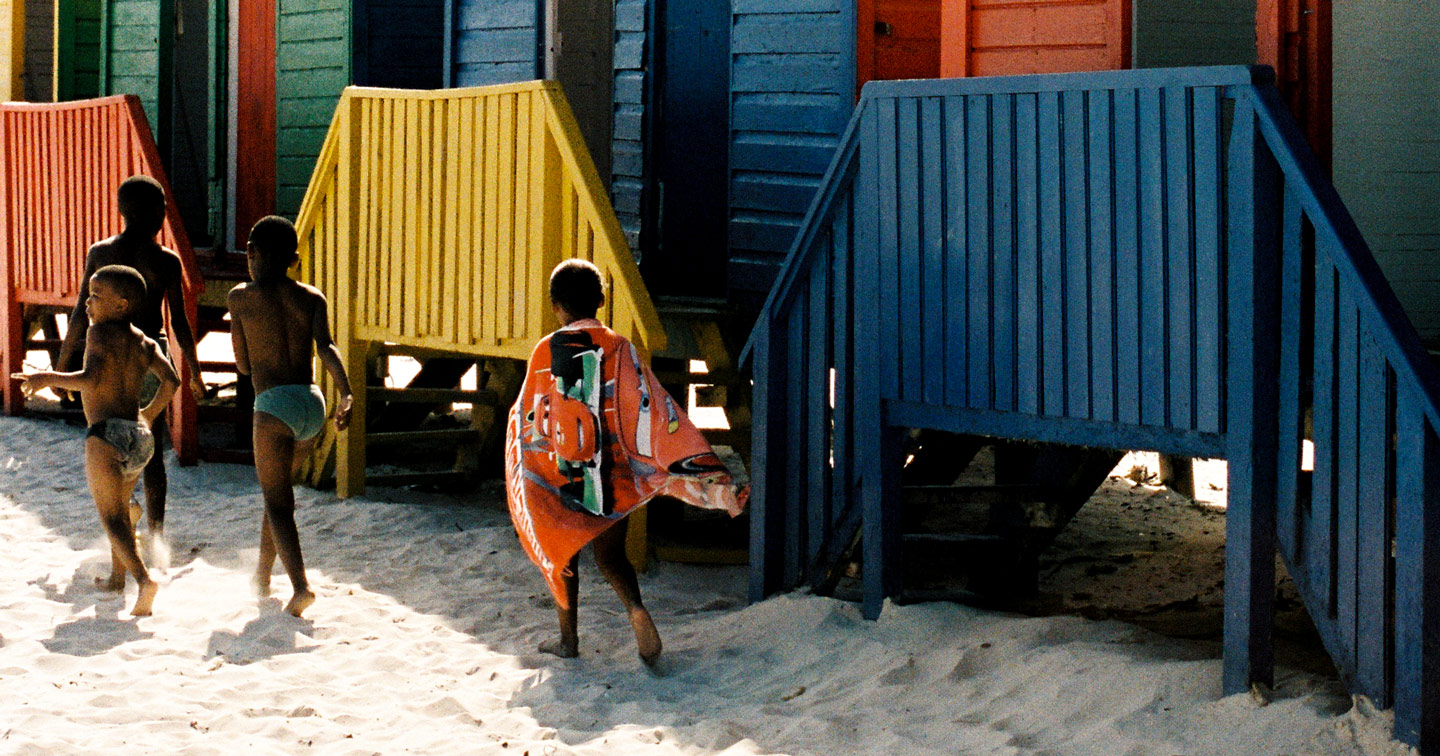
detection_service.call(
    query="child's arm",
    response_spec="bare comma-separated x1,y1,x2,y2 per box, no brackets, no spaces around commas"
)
226,287,250,376
13,325,108,396
139,337,180,427
161,252,206,399
310,293,354,430
55,253,99,383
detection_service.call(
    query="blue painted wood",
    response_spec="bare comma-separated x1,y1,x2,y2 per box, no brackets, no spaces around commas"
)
785,294,808,587
1138,88,1168,429
1087,90,1115,424
1014,94,1040,417
1335,287,1359,678
897,99,923,403
1038,92,1064,418
448,0,539,86
1275,186,1306,566
1113,90,1142,427
944,100,969,408
1192,88,1224,435
1222,98,1279,694
966,95,992,410
991,95,1016,413
806,245,830,567
886,402,1226,458
921,97,946,408
1394,391,1440,751
1354,331,1391,702
1063,90,1090,421
1164,87,1193,431
748,326,788,602
1308,259,1339,614
830,193,853,541
877,100,901,401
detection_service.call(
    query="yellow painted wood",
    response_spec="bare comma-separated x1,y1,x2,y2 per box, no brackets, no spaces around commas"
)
0,0,22,100
293,82,664,496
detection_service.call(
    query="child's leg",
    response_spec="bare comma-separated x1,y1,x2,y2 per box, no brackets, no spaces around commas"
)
85,438,156,616
252,412,313,617
539,556,580,658
141,412,167,534
592,520,660,665
253,512,277,596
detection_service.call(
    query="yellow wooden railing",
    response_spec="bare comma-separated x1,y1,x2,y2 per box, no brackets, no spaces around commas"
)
294,81,664,497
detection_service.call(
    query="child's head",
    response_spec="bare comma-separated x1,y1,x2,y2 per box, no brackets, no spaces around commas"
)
247,215,299,282
549,259,604,324
87,265,147,324
116,175,166,236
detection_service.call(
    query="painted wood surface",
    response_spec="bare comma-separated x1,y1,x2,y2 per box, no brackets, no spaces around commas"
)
445,0,540,87
859,0,939,84
235,0,275,249
355,0,443,90
0,0,20,99
23,0,49,100
294,82,664,498
1257,0,1330,168
55,0,101,100
745,65,1440,752
275,0,349,218
940,0,1129,78
0,94,201,462
610,0,646,252
102,0,169,135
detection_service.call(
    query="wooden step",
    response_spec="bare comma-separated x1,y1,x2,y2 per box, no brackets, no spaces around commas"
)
376,343,479,360
902,484,1050,507
365,428,479,447
365,470,470,489
370,386,498,405
24,338,62,349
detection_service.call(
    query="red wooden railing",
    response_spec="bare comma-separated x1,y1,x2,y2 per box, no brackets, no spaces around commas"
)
0,95,200,464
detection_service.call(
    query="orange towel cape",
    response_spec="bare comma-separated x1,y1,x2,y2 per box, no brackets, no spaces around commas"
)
505,320,743,607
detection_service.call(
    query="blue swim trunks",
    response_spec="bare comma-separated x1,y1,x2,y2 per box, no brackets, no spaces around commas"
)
254,384,327,441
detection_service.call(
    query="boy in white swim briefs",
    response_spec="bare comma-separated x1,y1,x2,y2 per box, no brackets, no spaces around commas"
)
227,216,354,617
14,265,179,616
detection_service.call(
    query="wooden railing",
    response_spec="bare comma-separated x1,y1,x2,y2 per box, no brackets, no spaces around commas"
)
295,81,664,497
745,65,1440,753
0,95,201,463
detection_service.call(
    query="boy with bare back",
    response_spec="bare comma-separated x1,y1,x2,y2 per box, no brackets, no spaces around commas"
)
14,265,180,616
227,216,354,618
57,176,206,546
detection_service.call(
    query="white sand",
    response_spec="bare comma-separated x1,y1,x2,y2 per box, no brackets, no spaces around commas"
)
0,415,1418,755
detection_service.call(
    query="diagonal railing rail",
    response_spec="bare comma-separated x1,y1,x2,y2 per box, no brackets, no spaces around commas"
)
744,65,1440,753
294,81,664,498
0,94,202,463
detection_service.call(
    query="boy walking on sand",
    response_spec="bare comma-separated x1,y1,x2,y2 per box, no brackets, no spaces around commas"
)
57,176,206,543
506,259,745,666
14,265,180,616
227,216,354,618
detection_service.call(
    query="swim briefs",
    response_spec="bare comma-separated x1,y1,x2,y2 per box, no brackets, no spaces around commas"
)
86,418,156,477
254,384,327,441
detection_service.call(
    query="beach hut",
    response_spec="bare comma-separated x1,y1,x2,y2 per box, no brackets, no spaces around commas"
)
446,0,729,300
49,0,445,251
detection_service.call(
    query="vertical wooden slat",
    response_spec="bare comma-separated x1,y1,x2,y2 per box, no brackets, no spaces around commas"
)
1334,287,1359,675
784,291,808,585
1014,94,1040,416
1309,260,1339,613
1164,86,1194,431
512,93,531,340
1393,391,1440,751
920,97,945,407
1062,89,1089,420
943,96,968,407
1138,87,1167,428
806,253,829,565
498,93,516,340
990,94,1015,413
482,95,499,344
1037,91,1063,417
388,99,404,334
830,191,853,538
1353,332,1391,701
897,98,922,403
456,97,474,345
965,94,991,410
748,325,786,601
877,99,900,400
1193,87,1224,434
1276,186,1306,565
1087,89,1115,423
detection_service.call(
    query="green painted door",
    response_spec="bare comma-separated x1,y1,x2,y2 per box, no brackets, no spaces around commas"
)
54,0,101,99
275,0,350,218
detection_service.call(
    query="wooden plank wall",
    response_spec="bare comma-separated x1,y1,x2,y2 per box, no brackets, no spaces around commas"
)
609,0,646,253
22,0,48,100
1133,0,1252,69
446,0,540,87
0,95,201,459
729,0,854,298
293,83,664,497
54,0,101,100
275,0,349,218
0,0,20,99
104,0,167,134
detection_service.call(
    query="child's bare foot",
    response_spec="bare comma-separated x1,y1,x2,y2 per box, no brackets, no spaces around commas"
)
630,607,661,667
94,573,125,592
538,637,579,658
131,580,158,616
252,572,272,598
284,589,315,617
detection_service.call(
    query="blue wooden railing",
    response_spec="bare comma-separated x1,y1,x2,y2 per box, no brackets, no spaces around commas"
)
743,65,1440,753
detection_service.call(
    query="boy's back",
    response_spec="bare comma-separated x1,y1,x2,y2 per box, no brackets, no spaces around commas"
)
78,320,166,426
226,279,324,393
81,234,184,340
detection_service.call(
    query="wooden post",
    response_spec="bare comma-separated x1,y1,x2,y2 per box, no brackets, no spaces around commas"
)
0,105,18,414
747,325,789,602
334,95,366,498
1394,394,1440,752
1223,92,1282,694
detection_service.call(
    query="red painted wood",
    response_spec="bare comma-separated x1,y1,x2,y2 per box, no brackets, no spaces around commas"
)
940,0,1130,78
0,95,201,463
859,0,941,89
236,0,277,248
1256,0,1331,172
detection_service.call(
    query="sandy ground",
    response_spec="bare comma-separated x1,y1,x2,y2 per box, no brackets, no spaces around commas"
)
0,414,1419,756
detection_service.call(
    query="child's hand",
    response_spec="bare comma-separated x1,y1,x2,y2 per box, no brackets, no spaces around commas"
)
10,372,44,398
333,394,354,431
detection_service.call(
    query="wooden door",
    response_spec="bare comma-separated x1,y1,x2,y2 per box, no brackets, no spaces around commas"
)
858,0,940,86
1257,0,1331,170
234,0,274,246
939,0,1130,78
54,0,101,99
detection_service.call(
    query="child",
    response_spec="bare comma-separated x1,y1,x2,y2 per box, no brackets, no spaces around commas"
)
14,265,180,616
227,216,354,618
56,175,206,543
506,259,745,666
